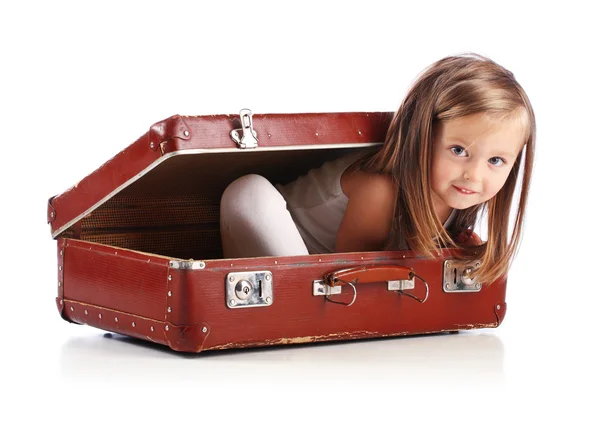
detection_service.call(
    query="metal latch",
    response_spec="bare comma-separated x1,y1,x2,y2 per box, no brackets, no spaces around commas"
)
226,271,273,308
443,260,482,292
230,108,258,149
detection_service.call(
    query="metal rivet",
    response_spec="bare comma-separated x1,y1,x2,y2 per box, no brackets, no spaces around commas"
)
168,291,172,297
169,262,174,267
59,266,62,271
315,132,319,136
361,257,364,260
184,130,190,137
266,297,272,304
84,310,88,315
60,250,63,256
445,283,450,289
99,313,102,319
168,275,172,281
58,281,61,287
132,322,136,327
165,325,169,331
319,259,322,262
445,261,450,268
115,317,119,322
268,134,271,137
496,304,501,310
265,274,271,281
358,131,362,135
70,306,74,311
229,299,236,306
59,299,63,305
229,276,235,282
167,307,171,313
151,326,154,332
199,262,206,269
202,327,208,333
50,212,54,217
150,142,155,148
274,261,278,264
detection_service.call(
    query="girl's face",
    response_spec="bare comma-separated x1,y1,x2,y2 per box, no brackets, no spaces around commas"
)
430,112,525,214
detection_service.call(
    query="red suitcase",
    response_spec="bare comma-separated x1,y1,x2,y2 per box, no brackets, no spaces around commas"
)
47,109,506,353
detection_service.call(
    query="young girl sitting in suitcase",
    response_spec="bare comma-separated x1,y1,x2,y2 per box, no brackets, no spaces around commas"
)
220,53,535,284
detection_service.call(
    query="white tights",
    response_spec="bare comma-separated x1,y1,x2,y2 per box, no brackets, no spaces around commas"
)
219,174,309,258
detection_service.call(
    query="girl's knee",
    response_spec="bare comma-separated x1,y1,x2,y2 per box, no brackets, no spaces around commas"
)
222,174,279,206
221,174,280,219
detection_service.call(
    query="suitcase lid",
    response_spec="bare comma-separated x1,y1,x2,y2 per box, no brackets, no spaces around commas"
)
47,110,392,240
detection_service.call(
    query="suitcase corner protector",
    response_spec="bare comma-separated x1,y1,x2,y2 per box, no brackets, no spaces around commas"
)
164,322,211,353
56,297,79,324
494,302,507,326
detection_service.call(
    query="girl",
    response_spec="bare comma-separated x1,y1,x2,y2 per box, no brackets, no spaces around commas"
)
220,53,536,284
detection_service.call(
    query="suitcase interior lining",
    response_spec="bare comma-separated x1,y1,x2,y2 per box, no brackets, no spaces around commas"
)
59,147,376,260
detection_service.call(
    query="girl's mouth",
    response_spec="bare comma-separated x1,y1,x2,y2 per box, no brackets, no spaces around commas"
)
453,185,476,195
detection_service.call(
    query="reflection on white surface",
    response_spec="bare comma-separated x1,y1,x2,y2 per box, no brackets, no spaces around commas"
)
59,328,504,387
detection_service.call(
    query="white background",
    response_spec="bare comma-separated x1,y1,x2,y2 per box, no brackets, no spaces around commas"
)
2,0,599,428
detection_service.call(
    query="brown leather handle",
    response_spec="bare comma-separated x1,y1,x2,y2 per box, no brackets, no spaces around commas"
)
325,265,413,287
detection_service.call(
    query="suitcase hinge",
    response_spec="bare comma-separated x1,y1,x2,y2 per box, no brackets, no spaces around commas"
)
230,108,258,149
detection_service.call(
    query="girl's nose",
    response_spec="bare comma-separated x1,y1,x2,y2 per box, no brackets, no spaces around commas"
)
463,161,484,182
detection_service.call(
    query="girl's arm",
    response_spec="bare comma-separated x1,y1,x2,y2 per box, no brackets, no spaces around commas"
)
335,171,395,253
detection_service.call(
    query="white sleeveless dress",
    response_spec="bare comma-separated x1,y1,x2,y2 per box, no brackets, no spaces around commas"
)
276,149,455,254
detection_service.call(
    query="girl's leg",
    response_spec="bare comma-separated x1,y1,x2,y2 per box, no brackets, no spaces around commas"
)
220,174,309,258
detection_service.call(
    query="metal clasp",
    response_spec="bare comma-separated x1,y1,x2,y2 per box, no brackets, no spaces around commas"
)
230,108,258,149
443,260,482,292
226,271,273,308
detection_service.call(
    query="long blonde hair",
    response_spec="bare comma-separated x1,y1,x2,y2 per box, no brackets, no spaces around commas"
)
363,53,536,284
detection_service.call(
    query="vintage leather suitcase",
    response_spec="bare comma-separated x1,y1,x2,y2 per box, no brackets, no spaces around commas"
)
48,109,507,353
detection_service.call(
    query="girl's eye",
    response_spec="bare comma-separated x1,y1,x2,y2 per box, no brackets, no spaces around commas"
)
489,157,505,167
451,146,467,157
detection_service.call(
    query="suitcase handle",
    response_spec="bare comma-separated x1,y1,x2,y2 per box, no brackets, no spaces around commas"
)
317,265,429,306
325,265,413,286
